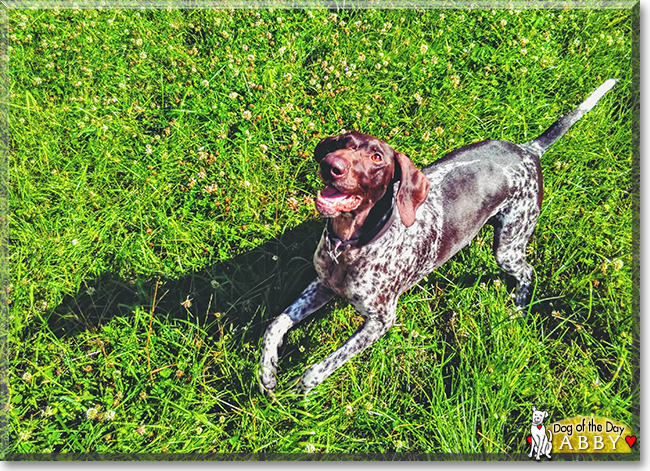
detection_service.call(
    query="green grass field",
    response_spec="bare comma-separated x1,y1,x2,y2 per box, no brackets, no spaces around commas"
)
3,5,639,457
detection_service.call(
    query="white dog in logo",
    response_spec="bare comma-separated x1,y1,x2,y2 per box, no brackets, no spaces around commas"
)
529,406,552,460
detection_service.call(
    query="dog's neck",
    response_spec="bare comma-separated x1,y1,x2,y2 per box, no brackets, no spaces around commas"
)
331,210,370,242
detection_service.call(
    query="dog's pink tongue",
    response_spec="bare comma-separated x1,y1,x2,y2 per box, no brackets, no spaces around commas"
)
316,187,359,213
320,186,343,198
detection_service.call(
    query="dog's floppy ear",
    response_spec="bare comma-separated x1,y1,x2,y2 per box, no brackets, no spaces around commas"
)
543,411,548,419
394,152,429,227
532,406,537,412
314,133,350,163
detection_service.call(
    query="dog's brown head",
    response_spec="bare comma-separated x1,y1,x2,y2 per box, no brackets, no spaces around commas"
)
313,131,429,227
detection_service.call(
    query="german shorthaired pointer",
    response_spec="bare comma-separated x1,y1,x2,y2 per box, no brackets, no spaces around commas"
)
259,79,616,396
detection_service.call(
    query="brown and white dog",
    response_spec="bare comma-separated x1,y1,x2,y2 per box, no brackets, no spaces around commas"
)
259,79,616,396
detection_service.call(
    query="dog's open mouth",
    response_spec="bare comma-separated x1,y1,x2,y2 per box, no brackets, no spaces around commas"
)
315,185,362,215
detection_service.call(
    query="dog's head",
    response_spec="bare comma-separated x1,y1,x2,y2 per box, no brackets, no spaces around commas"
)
313,131,429,227
531,406,549,425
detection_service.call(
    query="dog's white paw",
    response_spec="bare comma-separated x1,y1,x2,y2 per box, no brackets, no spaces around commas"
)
258,364,277,395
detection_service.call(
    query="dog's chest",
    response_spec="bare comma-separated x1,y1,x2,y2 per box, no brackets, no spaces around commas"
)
313,238,368,297
313,228,427,302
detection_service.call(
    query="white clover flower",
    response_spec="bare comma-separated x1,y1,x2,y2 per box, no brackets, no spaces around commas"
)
420,44,428,54
86,408,98,420
104,410,116,421
203,183,218,194
305,443,316,453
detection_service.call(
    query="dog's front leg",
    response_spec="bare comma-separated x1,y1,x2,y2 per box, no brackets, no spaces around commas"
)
293,302,397,396
534,437,542,461
258,279,334,395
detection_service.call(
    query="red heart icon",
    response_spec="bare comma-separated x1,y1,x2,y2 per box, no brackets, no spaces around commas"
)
526,436,532,445
537,424,543,429
625,436,636,448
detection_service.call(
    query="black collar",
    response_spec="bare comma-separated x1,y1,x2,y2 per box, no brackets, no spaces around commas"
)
324,182,397,264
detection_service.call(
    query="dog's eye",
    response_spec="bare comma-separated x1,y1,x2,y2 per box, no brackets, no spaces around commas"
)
371,153,382,162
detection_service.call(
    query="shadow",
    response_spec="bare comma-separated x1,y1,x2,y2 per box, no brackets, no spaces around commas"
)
51,217,325,354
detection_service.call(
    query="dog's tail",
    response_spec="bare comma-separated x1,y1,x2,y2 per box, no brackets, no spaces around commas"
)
521,78,617,157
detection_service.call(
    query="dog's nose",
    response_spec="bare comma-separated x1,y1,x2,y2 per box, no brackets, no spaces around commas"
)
320,154,348,181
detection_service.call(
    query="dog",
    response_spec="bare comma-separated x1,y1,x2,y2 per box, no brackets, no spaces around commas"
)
529,406,553,460
259,79,616,396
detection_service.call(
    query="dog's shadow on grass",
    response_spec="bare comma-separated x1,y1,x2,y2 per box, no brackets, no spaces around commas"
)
51,219,329,391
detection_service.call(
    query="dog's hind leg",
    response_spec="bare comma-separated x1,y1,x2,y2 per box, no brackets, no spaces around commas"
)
492,209,539,309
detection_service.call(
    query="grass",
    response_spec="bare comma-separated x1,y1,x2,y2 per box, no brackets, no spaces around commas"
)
3,5,639,458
